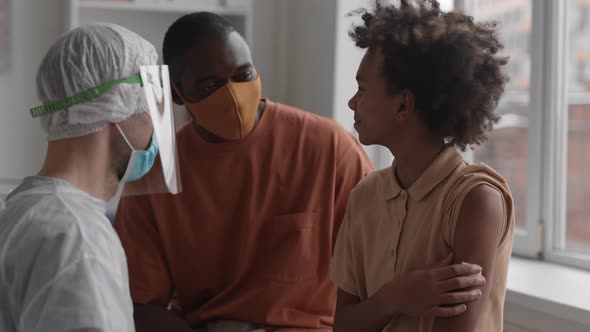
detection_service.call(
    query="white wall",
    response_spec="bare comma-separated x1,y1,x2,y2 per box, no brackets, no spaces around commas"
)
251,0,282,102
0,0,66,193
251,0,392,169
281,0,338,118
332,0,394,169
253,0,341,118
333,0,369,133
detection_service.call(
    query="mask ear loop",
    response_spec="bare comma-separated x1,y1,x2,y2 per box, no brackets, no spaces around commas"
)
115,123,137,151
171,81,187,103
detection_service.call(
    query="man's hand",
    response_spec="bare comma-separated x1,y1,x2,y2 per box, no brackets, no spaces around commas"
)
385,261,485,317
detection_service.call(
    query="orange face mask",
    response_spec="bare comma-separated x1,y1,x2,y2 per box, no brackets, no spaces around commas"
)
175,76,262,141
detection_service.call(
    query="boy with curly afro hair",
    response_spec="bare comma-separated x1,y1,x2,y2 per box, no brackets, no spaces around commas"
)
330,1,515,331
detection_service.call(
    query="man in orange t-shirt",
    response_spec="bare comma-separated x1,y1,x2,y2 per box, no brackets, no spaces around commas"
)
114,12,374,332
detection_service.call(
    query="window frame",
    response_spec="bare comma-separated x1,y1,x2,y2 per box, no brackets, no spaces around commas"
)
460,0,544,258
459,0,590,271
543,0,590,271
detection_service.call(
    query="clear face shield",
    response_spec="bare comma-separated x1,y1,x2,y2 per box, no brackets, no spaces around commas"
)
119,66,181,196
30,65,182,197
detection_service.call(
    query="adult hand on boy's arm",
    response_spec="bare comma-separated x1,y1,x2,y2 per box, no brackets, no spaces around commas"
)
333,261,485,332
432,184,504,332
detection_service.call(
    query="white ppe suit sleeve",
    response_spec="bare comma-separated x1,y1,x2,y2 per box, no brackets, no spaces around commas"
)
18,256,134,332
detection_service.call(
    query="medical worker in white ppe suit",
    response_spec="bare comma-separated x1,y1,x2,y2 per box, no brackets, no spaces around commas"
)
0,23,181,332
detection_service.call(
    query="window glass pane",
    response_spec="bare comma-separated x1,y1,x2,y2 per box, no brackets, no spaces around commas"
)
566,0,590,254
472,0,532,229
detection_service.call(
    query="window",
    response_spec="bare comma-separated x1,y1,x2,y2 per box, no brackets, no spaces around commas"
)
461,0,590,270
468,0,539,257
471,0,532,232
565,0,590,255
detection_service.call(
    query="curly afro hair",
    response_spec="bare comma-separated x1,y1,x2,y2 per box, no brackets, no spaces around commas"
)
350,0,509,150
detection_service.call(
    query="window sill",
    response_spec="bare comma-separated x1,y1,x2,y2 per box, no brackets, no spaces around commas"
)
506,257,590,327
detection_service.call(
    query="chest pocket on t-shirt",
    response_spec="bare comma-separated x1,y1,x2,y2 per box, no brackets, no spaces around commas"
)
258,212,319,283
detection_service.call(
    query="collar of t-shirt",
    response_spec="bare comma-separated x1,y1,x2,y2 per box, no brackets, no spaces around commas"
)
383,146,464,201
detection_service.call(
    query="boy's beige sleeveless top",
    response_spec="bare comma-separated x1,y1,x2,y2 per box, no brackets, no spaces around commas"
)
331,146,515,332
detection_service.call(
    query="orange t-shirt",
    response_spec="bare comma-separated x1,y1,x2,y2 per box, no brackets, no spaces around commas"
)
114,100,374,331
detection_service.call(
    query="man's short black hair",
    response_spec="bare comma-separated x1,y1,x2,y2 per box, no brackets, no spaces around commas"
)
163,12,237,81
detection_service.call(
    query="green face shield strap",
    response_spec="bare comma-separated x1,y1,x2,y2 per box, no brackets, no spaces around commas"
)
29,75,143,118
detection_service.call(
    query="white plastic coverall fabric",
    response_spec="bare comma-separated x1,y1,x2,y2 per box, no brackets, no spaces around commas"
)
0,176,134,332
36,22,158,140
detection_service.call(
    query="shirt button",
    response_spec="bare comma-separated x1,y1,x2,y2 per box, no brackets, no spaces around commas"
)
401,191,407,199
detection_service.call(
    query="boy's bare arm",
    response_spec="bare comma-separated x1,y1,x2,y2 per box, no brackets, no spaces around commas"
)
432,184,505,331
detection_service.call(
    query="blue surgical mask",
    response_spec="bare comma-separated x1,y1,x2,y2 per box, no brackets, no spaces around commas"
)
116,124,159,182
